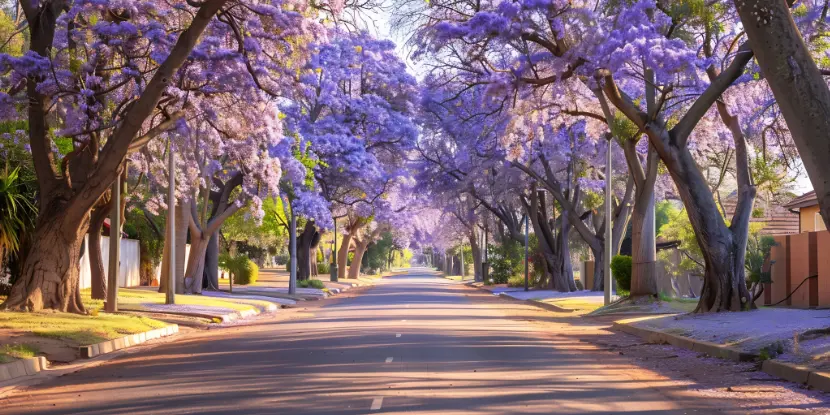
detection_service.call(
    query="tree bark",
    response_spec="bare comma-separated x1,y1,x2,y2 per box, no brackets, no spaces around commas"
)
159,201,189,295
297,221,320,281
733,0,830,230
349,240,370,279
204,232,219,290
88,194,112,300
1,214,89,313
337,232,352,280
628,148,658,297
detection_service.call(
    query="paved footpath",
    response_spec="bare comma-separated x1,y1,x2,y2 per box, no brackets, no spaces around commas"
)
1,268,828,414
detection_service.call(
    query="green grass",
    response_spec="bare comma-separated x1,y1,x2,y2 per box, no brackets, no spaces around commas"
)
0,310,167,345
298,279,325,289
0,344,38,363
83,288,266,312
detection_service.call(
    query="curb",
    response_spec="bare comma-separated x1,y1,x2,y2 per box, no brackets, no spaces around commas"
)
80,325,179,359
611,322,830,393
0,356,48,382
497,293,576,313
612,322,757,362
761,360,830,392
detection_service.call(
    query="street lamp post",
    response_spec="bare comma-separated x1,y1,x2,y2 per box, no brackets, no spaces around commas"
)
166,141,176,305
524,214,529,292
289,199,297,296
331,217,338,282
604,137,613,305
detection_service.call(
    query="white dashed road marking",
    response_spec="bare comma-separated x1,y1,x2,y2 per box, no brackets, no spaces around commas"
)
385,357,393,363
396,333,401,338
371,397,383,410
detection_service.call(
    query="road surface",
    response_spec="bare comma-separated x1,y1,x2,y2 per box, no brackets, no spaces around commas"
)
1,268,826,414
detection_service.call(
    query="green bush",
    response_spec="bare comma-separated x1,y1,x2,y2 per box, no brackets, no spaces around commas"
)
611,255,632,291
235,259,258,285
507,274,529,288
317,262,330,275
488,241,524,284
299,279,325,289
221,254,258,285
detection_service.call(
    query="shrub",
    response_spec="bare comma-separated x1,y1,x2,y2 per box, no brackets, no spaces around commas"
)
234,258,258,285
274,254,289,265
611,255,632,291
221,254,258,285
299,279,325,289
317,262,330,275
507,274,526,288
488,241,523,284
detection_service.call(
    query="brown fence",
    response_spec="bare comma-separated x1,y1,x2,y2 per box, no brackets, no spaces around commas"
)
764,231,830,308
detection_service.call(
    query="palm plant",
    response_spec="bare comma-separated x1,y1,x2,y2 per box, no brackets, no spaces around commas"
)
0,167,35,262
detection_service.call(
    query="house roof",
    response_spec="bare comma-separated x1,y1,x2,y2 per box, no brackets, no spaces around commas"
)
783,191,818,210
722,191,800,236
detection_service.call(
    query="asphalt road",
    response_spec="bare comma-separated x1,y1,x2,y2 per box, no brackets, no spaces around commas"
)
0,268,788,414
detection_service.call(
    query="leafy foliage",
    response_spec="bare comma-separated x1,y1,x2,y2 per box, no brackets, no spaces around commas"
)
487,241,524,284
220,254,259,285
611,255,633,292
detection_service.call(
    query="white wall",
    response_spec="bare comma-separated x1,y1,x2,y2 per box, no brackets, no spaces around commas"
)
79,235,141,289
153,244,191,282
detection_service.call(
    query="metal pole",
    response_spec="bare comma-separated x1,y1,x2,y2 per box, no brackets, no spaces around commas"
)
166,141,176,305
289,198,297,295
524,214,529,292
331,217,338,281
106,173,121,312
604,138,613,305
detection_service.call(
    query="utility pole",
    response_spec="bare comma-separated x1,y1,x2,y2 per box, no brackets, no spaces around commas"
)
166,141,176,305
605,137,613,305
524,214,529,292
331,217,338,282
106,171,121,312
289,198,297,295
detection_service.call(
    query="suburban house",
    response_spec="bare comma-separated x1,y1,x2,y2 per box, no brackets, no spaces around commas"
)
721,191,800,236
783,191,826,233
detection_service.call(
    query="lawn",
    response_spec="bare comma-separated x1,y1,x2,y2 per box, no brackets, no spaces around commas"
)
0,309,167,345
0,343,38,363
81,288,268,313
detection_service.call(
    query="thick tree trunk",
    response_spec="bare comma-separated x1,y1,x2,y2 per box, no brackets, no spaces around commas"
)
470,230,482,281
629,187,657,297
297,221,320,281
733,0,830,230
159,202,189,295
1,214,89,313
184,236,210,294
337,233,352,280
204,233,219,290
349,241,369,279
668,145,754,312
88,198,111,300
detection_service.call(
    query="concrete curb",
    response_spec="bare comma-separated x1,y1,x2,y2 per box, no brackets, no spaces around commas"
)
611,322,830,393
612,322,757,362
497,293,576,313
80,325,179,359
124,302,278,323
0,356,48,382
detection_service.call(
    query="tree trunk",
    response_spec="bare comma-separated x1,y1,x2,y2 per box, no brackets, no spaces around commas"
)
349,241,369,279
297,221,319,281
629,185,657,297
159,202,189,295
88,197,112,300
733,0,830,231
337,233,352,280
470,230,482,281
204,233,219,290
184,235,210,294
1,214,89,313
